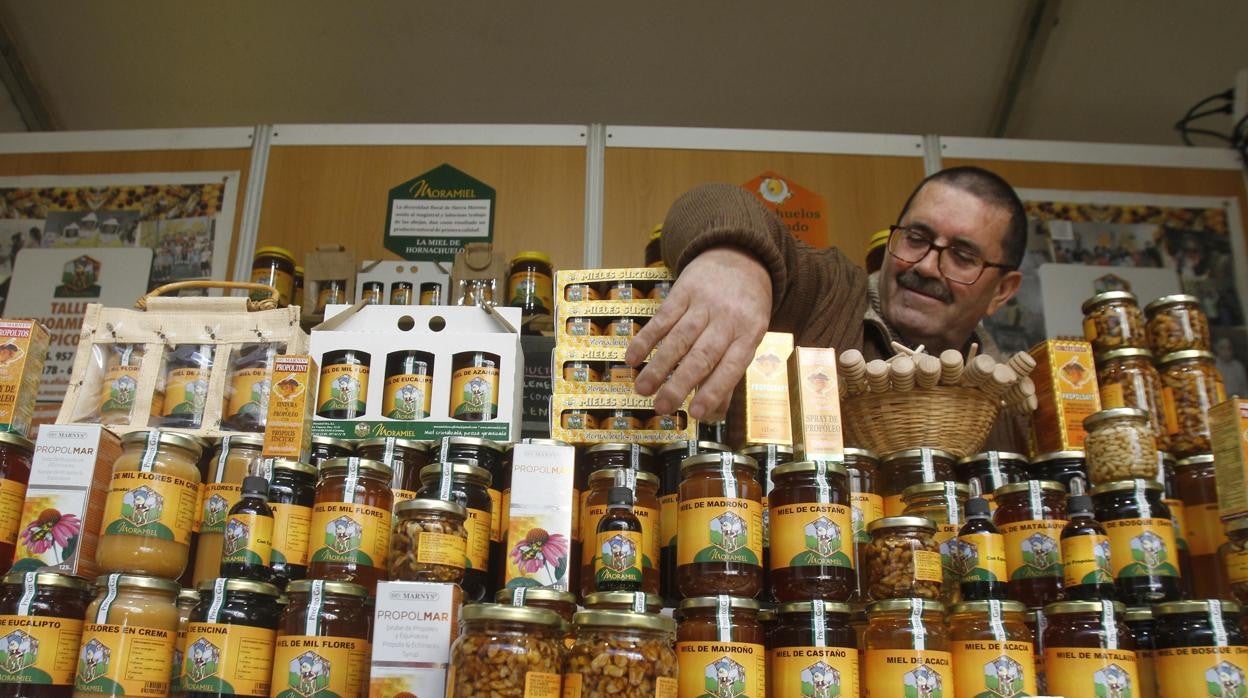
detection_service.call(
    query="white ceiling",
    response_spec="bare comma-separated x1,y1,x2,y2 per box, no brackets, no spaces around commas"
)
0,1,1245,146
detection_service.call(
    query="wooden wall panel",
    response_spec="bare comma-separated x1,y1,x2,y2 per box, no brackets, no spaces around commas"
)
257,145,586,270
602,148,927,268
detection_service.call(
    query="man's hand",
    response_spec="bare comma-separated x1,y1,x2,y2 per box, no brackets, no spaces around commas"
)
626,247,772,421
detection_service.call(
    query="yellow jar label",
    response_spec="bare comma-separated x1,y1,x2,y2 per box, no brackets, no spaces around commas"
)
388,285,411,305
951,640,1036,697
416,530,466,568
1227,548,1248,584
508,271,554,313
1000,520,1066,580
770,645,859,697
913,549,944,583
0,614,83,686
465,506,490,571
419,288,439,305
1137,648,1156,698
317,363,369,415
393,489,418,508
271,502,311,568
660,493,677,548
1186,501,1229,557
524,670,562,698
769,502,854,570
1044,647,1139,698
677,497,763,566
951,531,1007,582
1083,316,1098,342
74,623,175,695
317,285,345,312
1166,497,1190,551
102,470,198,544
308,502,391,571
1061,533,1114,587
594,529,644,586
198,482,243,535
863,649,953,696
1104,517,1180,578
221,511,273,568
251,267,293,306
562,672,581,698
361,287,382,305
933,522,959,588
270,635,369,698
1156,645,1248,696
382,372,432,419
489,487,503,543
450,365,499,419
850,492,883,543
1100,381,1125,408
98,363,141,420
883,493,905,518
0,477,26,545
501,488,511,547
676,641,766,697
182,623,277,697
162,366,210,418
226,366,270,421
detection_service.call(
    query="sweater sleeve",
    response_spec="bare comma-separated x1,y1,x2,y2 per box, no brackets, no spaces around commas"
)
660,183,869,352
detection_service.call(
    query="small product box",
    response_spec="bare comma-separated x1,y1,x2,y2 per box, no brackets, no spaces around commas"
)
11,424,121,576
502,441,577,590
1211,398,1248,520
789,346,844,461
262,354,318,461
728,332,794,448
1028,338,1101,454
369,581,461,698
0,319,49,437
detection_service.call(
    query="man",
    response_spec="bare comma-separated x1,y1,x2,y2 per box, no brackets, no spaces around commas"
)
625,166,1026,446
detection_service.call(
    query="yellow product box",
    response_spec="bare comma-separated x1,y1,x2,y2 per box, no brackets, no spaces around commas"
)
550,393,694,445
789,345,843,461
1028,338,1100,455
551,344,658,396
502,441,577,590
554,267,672,348
369,581,461,698
11,424,120,576
262,354,317,460
1211,398,1248,520
0,319,49,437
727,332,794,448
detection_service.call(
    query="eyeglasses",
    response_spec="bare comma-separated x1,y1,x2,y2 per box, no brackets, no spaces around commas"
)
887,225,1014,285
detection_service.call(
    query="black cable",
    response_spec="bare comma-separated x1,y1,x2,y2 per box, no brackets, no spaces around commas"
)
1174,89,1234,145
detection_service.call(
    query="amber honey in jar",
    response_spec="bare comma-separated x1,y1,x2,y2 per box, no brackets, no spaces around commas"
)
580,467,660,597
1224,517,1248,605
1092,478,1182,603
658,440,730,604
264,458,316,589
902,481,968,605
1042,599,1138,698
356,436,430,506
416,461,494,601
844,448,883,543
361,281,384,305
271,580,371,698
314,280,348,313
432,436,506,583
565,317,601,336
740,443,794,583
1154,599,1247,697
183,577,281,697
1155,450,1195,597
769,461,855,602
308,436,353,467
381,350,434,419
315,349,369,419
387,281,411,306
221,343,281,433
0,571,91,697
677,596,766,697
864,598,952,696
948,600,1038,697
770,601,858,697
1145,293,1211,355
954,451,1025,512
155,344,215,428
192,434,263,585
449,351,500,421
418,282,441,306
563,282,600,302
1125,605,1159,698
74,574,181,698
1177,452,1232,599
249,246,295,308
677,453,764,598
95,344,145,425
507,251,555,319
1082,290,1148,353
0,432,32,569
879,448,955,517
992,480,1068,608
307,457,393,591
1026,450,1088,492
97,430,204,579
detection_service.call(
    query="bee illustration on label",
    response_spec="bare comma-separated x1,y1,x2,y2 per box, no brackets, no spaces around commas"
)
704,657,746,698
77,639,110,684
800,660,842,697
186,638,221,683
982,655,1025,697
1092,663,1130,698
0,629,37,674
904,664,943,698
711,512,747,554
289,651,330,696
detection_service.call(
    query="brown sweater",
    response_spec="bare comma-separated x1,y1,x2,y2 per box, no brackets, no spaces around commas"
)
661,183,1026,452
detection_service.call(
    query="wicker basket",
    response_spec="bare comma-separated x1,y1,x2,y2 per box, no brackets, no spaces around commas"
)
841,385,1001,458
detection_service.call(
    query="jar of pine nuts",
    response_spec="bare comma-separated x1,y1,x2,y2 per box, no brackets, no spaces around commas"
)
1083,407,1158,484
1145,293,1211,354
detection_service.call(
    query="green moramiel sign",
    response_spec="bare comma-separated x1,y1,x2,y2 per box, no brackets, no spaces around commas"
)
385,163,495,261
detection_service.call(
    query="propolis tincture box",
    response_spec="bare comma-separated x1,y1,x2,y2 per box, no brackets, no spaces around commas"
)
369,581,461,698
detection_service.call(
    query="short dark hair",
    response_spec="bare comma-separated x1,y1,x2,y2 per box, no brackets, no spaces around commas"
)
896,166,1027,269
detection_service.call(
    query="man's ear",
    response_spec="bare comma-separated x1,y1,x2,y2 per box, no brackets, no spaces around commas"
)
985,270,1023,316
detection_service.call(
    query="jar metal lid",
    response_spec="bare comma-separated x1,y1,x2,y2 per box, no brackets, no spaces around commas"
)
1044,600,1127,616
437,436,505,453
1176,453,1215,468
494,588,577,606
901,481,969,501
394,498,467,520
460,603,562,627
1155,600,1241,616
1081,290,1139,314
1082,407,1149,429
1158,349,1217,366
866,516,937,533
950,600,1027,615
2,571,90,591
519,438,572,448
418,461,492,486
311,436,355,452
271,459,318,477
320,456,393,479
658,440,731,455
586,442,656,457
679,596,761,611
881,447,957,463
91,574,181,594
738,443,795,458
285,579,369,598
214,434,265,449
1144,293,1201,315
582,591,663,611
775,601,852,615
357,437,428,453
843,447,880,461
1029,450,1085,464
771,460,849,480
121,430,205,457
993,480,1065,498
178,589,200,604
757,608,775,622
573,609,675,633
1123,606,1154,622
867,599,946,615
956,451,1029,466
1158,451,1176,467
1227,517,1248,535
1089,479,1164,496
0,431,34,451
254,246,295,263
1095,347,1156,363
194,578,281,597
587,468,659,488
511,251,553,266
680,452,758,475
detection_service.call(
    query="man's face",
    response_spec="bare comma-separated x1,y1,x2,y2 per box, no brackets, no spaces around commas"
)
879,181,1021,351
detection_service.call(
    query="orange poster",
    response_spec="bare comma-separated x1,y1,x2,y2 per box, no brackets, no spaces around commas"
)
743,172,828,248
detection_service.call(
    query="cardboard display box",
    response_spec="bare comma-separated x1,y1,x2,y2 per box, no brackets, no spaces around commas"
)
502,441,576,590
1212,398,1248,521
1028,338,1101,455
355,259,451,306
789,345,844,461
303,246,357,326
0,319,49,437
550,393,694,444
369,581,461,698
725,332,795,449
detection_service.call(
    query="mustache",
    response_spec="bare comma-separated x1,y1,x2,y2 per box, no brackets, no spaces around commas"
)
896,269,953,304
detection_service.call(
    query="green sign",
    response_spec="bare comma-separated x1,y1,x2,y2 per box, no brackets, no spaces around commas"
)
384,163,495,261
